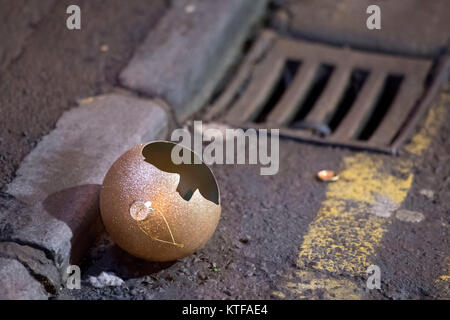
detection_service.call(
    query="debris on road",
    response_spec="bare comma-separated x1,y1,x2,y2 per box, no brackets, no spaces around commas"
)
79,97,94,104
419,189,435,200
369,195,400,218
317,170,339,182
239,235,251,244
88,272,125,288
395,209,425,223
100,44,109,52
185,4,196,14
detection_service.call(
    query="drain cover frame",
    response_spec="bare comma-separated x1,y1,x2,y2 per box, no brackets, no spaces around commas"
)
205,30,449,154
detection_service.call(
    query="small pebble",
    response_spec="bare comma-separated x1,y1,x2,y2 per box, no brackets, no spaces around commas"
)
395,209,425,223
185,4,196,13
88,272,124,288
419,189,434,199
100,44,109,52
239,237,249,244
369,195,399,218
317,170,339,182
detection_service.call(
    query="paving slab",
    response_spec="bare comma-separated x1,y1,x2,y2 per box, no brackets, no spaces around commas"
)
3,93,168,268
120,0,269,121
274,0,450,57
7,93,168,204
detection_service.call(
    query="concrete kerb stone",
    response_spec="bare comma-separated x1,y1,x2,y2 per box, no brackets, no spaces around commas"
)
0,242,60,295
119,0,269,122
2,93,169,277
0,197,73,271
0,257,48,300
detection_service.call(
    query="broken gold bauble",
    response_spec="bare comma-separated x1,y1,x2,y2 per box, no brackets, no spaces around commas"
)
100,141,221,262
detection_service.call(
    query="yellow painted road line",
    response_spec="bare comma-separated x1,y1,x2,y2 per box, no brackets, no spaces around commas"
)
405,93,449,156
297,154,412,275
435,255,450,298
274,270,362,300
274,92,449,299
424,94,450,298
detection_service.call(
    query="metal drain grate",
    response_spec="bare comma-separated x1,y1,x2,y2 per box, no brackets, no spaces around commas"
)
205,30,449,154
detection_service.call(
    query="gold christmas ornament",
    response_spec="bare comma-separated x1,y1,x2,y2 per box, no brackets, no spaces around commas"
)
100,141,221,262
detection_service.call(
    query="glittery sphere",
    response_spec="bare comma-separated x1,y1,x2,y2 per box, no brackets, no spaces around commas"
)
100,141,221,261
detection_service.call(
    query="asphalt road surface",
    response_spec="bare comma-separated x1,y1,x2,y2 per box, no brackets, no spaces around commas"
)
62,91,450,300
1,0,449,300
